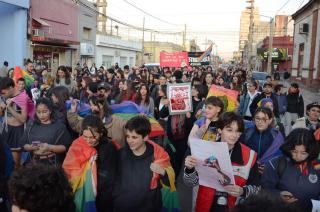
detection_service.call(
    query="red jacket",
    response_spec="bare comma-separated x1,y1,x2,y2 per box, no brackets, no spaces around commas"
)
196,143,257,212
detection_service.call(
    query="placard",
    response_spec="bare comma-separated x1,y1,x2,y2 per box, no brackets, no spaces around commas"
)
160,52,189,68
190,138,235,192
207,85,239,112
167,83,192,115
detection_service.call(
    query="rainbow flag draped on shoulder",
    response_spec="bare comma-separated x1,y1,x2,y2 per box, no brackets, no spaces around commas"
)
148,141,181,212
63,136,97,212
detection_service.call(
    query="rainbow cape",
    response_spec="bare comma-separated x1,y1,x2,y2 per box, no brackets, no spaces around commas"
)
148,141,181,212
12,66,35,88
111,101,165,138
66,100,92,117
207,85,239,111
63,136,97,212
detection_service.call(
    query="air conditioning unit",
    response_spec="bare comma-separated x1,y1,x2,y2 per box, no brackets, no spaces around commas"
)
299,23,309,34
33,29,40,36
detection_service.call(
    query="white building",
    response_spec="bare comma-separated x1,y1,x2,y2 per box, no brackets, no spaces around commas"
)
292,0,320,89
96,34,142,69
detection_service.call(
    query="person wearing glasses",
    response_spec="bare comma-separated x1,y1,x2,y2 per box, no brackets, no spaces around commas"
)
261,128,320,211
63,115,118,211
240,107,284,174
293,102,320,134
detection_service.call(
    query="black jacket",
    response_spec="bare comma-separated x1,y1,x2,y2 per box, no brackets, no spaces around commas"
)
286,92,304,117
95,139,118,212
250,93,279,117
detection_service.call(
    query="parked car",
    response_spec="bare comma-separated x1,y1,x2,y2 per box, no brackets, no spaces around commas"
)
252,71,269,86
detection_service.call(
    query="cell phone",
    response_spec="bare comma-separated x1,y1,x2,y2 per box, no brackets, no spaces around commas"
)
32,141,41,146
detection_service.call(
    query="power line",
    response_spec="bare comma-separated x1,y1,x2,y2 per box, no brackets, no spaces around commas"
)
122,0,183,26
75,0,183,35
275,0,292,15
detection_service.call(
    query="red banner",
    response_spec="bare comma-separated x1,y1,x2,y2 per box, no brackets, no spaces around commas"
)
160,52,189,67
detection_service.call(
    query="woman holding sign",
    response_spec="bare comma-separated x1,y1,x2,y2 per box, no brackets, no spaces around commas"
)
184,112,260,212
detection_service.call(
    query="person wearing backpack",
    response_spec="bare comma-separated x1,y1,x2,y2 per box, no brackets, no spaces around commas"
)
261,128,320,211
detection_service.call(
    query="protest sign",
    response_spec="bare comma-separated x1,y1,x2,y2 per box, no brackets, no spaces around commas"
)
160,52,189,67
190,138,235,192
167,83,192,115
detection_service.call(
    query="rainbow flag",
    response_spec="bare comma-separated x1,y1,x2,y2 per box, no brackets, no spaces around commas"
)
114,113,165,138
111,101,165,137
207,85,239,111
12,66,35,88
63,136,97,212
148,141,181,212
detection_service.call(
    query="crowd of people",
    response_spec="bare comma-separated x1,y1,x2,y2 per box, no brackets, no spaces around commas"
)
0,59,319,212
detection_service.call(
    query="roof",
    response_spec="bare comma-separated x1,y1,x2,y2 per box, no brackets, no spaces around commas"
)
292,0,317,19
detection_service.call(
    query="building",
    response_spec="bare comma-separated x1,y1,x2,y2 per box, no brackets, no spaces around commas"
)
96,34,142,69
29,0,79,74
0,0,29,67
239,7,261,53
143,41,184,63
291,0,320,88
78,0,97,67
257,36,293,72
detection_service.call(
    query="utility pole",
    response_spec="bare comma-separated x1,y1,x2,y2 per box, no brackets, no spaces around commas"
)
267,18,274,74
247,0,254,72
183,24,187,51
141,17,145,65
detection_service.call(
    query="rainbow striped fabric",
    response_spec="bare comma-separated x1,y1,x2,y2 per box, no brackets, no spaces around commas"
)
207,85,239,111
12,66,35,88
63,136,97,212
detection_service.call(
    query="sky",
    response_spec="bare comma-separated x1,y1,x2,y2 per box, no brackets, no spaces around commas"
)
105,0,308,60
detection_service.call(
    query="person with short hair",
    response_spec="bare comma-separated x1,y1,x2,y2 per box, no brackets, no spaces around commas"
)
16,78,26,92
284,83,304,136
189,96,224,141
184,112,260,212
9,164,75,212
113,116,175,212
293,102,320,133
238,80,260,121
261,128,320,211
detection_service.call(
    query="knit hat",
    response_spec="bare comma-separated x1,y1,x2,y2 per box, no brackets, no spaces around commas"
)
258,98,273,108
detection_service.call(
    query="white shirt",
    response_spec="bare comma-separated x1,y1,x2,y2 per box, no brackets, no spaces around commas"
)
245,90,260,117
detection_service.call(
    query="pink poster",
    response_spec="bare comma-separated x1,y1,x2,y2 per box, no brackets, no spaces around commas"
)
160,52,189,67
167,83,192,115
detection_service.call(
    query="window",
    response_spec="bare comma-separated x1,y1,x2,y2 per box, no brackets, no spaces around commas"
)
102,55,113,69
98,22,103,32
83,27,91,40
98,6,103,18
120,56,127,69
129,57,134,67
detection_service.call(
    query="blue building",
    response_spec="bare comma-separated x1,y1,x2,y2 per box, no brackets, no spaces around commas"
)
0,0,29,68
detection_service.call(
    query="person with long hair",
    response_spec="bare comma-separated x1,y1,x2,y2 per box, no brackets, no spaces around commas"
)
115,79,136,103
54,65,73,93
63,115,118,211
79,76,93,104
135,84,154,116
203,72,215,90
241,107,284,174
262,128,320,211
19,98,71,166
68,96,127,147
50,86,70,124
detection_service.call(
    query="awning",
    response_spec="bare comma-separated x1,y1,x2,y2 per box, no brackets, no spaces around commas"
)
33,18,50,27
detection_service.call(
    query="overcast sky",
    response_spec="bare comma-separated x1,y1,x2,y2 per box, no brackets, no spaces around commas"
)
106,0,307,60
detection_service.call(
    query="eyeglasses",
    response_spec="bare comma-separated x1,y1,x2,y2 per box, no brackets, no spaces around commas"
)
254,117,269,123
